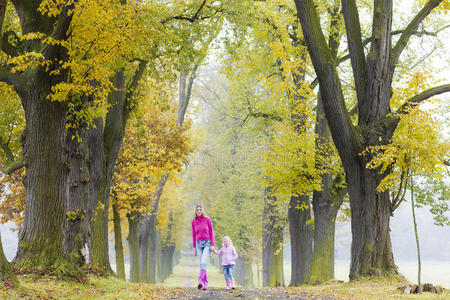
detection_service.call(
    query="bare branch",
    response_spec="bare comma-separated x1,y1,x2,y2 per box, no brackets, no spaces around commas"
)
391,0,443,71
162,0,209,24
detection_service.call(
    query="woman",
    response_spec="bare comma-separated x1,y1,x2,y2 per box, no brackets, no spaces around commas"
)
191,204,215,290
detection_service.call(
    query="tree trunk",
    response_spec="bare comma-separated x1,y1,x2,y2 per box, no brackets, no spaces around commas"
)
0,233,18,288
293,0,401,279
148,215,158,283
310,97,345,283
113,202,125,280
310,181,344,282
63,125,91,267
14,89,78,275
155,230,162,283
235,256,254,288
127,212,141,282
138,215,150,282
347,166,395,278
262,187,284,287
90,71,127,273
288,194,313,286
138,174,168,283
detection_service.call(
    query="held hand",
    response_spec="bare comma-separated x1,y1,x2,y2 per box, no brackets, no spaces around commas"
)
193,248,197,256
210,246,215,252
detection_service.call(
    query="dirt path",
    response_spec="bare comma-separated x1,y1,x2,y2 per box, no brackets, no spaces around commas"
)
162,251,334,299
188,288,333,299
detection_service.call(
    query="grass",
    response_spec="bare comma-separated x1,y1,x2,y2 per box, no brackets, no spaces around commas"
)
2,254,448,299
290,276,450,300
1,273,448,299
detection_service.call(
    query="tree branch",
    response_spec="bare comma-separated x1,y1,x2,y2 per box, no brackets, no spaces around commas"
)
387,83,450,132
396,84,450,116
391,0,443,71
0,0,6,34
341,0,367,105
294,0,359,162
124,60,147,113
162,0,209,24
249,111,283,122
42,3,75,60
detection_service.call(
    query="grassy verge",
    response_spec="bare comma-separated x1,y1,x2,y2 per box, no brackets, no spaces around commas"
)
1,274,448,299
290,276,449,299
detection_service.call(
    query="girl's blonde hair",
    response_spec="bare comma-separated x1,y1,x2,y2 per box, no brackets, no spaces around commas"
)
193,203,205,219
223,236,232,245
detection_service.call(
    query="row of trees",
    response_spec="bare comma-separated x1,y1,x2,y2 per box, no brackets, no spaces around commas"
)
0,0,448,289
0,0,230,284
184,0,449,287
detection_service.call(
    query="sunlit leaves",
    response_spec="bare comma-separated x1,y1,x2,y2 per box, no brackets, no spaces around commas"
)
365,106,449,225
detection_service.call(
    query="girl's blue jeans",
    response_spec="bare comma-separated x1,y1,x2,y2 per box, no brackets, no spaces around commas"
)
196,240,211,270
223,264,234,281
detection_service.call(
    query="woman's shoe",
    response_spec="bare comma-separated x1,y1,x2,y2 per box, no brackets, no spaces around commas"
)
225,280,230,290
197,270,204,289
202,271,208,290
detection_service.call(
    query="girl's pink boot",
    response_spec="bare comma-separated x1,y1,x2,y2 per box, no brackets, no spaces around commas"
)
231,279,236,290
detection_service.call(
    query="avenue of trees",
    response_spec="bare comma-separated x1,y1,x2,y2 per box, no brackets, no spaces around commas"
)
0,0,448,290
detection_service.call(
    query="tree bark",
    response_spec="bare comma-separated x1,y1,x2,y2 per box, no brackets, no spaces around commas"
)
127,212,141,282
63,123,92,267
262,187,284,287
90,71,127,273
14,88,76,274
113,202,125,280
310,97,346,283
288,194,313,286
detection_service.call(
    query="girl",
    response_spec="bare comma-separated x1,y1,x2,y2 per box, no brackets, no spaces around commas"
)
214,236,238,290
191,204,215,290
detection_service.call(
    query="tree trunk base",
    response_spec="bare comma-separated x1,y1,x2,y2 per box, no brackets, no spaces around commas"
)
14,245,82,279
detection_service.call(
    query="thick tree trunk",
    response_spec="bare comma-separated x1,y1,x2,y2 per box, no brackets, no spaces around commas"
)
310,179,344,282
0,233,18,288
138,215,151,282
85,118,104,259
14,89,77,275
310,97,345,283
288,194,313,286
127,212,141,282
63,125,91,267
90,176,113,273
347,165,395,279
113,202,125,280
90,71,126,273
262,188,284,287
235,256,254,288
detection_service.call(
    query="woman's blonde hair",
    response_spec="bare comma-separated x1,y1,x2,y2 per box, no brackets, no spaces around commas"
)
193,203,205,219
223,236,232,245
